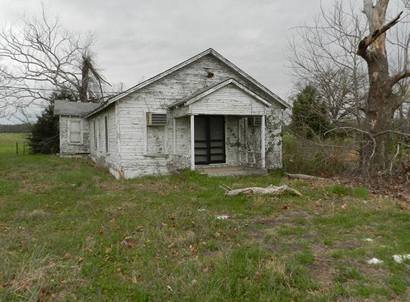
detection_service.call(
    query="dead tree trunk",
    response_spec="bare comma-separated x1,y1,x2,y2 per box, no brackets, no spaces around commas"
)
357,0,408,175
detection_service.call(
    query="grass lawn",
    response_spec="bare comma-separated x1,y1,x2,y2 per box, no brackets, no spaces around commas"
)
0,133,29,155
0,133,409,301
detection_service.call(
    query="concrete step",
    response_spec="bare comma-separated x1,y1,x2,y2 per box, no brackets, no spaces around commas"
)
197,166,267,177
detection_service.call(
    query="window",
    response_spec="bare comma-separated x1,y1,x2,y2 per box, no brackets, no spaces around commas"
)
146,112,166,154
248,116,262,127
93,120,97,150
98,118,103,151
69,119,82,144
104,116,109,153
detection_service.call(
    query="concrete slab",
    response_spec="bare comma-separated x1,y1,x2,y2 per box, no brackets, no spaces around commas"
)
197,165,267,177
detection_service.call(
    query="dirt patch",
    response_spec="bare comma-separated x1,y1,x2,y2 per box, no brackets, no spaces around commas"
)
18,179,54,194
130,181,183,196
94,176,126,192
16,209,51,222
28,209,50,219
257,211,312,227
5,255,83,300
336,175,410,202
333,240,363,250
309,243,335,286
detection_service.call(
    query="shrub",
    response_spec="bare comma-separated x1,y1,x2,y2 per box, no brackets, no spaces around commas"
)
290,85,331,139
29,105,59,154
282,132,354,177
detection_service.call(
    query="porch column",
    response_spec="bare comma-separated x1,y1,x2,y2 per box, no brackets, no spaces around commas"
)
261,115,266,169
190,115,195,170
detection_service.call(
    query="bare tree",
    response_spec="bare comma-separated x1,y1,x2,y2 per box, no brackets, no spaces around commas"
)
0,8,108,119
357,0,410,173
291,0,410,176
290,1,369,126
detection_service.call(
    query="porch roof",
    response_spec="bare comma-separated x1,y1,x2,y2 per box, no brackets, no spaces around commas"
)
169,79,271,109
54,100,101,117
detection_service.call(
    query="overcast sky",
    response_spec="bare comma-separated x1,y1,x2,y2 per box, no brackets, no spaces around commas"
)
0,0,337,123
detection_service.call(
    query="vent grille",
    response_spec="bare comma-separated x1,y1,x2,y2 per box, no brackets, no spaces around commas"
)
248,117,262,127
147,113,167,126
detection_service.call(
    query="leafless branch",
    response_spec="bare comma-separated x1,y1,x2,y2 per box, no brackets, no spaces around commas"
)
0,8,109,118
357,12,403,59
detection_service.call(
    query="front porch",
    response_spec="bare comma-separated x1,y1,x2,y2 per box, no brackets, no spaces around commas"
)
169,79,272,172
188,114,267,171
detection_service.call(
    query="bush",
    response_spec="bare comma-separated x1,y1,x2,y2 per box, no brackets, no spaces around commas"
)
29,105,59,154
290,85,331,139
282,132,354,177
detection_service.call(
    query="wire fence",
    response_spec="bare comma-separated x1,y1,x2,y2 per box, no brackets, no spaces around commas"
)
14,141,29,155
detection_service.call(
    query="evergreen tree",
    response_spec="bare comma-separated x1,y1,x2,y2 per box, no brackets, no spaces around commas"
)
291,85,331,138
29,105,59,154
29,90,74,154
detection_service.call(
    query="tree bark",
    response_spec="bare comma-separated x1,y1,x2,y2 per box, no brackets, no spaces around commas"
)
362,53,393,172
358,0,406,175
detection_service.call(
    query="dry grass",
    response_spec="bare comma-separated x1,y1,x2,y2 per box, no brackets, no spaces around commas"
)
0,133,409,301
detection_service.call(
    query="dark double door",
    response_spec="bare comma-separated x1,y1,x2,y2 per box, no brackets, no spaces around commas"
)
194,116,225,165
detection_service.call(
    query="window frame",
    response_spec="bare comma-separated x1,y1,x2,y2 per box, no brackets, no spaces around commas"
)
93,119,97,150
104,115,109,153
68,118,83,145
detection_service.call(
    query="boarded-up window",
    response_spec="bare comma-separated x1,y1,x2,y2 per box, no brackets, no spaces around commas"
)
147,127,165,154
69,120,82,144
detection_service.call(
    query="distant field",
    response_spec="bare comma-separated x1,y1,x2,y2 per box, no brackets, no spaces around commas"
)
0,133,28,154
0,133,409,301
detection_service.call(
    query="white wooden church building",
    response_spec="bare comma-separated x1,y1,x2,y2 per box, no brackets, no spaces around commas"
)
54,49,289,179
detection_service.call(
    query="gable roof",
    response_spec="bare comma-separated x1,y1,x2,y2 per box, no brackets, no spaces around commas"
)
169,78,271,108
86,48,289,118
54,100,101,117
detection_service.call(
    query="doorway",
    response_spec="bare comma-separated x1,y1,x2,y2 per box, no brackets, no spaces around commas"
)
194,116,225,165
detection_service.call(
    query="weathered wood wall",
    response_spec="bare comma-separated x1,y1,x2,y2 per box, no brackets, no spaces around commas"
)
90,54,283,178
88,106,122,178
190,84,267,116
59,116,90,155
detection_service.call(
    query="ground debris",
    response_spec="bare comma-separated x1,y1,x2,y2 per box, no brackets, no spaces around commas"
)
121,236,137,248
221,184,302,197
216,215,230,220
367,258,383,265
393,254,410,264
285,173,325,181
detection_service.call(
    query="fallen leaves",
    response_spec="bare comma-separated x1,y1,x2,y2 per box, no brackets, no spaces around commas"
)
189,244,198,256
121,236,137,249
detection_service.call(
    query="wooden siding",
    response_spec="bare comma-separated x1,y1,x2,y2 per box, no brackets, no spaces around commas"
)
59,116,90,155
88,106,122,178
190,84,267,116
91,54,283,178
